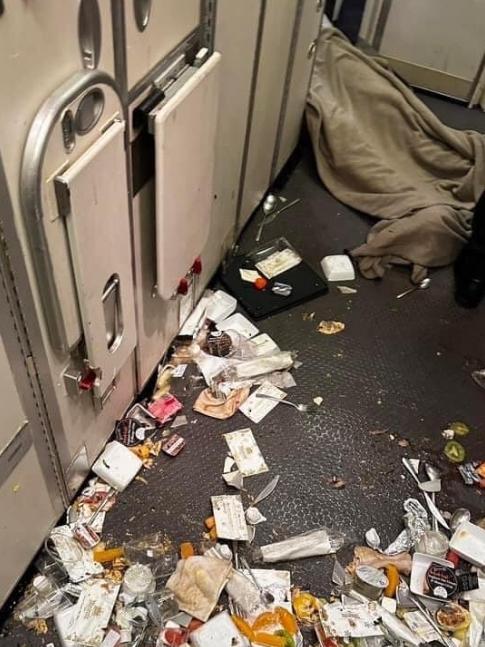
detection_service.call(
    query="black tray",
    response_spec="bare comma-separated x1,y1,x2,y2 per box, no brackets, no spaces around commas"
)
220,240,328,320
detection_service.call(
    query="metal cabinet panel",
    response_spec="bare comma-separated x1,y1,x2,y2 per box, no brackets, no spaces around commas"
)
0,444,61,608
124,0,200,91
362,0,485,101
273,0,324,180
0,156,64,608
0,339,27,452
238,0,299,229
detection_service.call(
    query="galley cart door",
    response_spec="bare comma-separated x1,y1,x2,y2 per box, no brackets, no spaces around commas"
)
55,121,137,398
22,73,137,415
152,53,221,300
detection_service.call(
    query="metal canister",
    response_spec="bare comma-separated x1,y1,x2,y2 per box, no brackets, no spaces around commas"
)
354,565,389,600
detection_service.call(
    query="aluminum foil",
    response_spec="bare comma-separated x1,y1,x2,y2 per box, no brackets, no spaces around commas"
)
385,498,430,555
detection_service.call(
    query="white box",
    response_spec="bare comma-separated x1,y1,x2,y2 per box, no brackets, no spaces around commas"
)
92,441,143,491
450,521,485,567
320,255,355,281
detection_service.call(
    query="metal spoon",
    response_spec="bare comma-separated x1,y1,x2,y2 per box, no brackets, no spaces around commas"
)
396,277,431,299
255,393,309,412
450,508,471,532
398,578,455,647
256,194,277,241
424,462,441,532
240,556,275,606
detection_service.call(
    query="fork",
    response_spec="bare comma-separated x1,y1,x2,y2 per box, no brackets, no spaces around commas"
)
255,393,309,412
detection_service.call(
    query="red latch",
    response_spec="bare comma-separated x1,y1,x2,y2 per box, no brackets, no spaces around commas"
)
79,368,98,392
192,256,202,275
177,277,189,295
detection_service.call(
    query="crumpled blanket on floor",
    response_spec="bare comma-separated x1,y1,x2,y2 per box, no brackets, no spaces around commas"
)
306,28,485,281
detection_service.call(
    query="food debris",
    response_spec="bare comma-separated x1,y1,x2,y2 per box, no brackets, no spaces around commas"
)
135,475,148,485
313,396,323,406
26,619,48,635
369,429,388,436
317,320,345,335
397,438,410,447
327,476,347,489
337,285,357,295
303,312,315,321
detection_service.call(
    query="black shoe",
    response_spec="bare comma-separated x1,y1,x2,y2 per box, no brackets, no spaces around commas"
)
454,190,485,308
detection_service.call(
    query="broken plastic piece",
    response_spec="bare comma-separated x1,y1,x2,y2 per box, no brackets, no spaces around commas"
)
472,369,485,389
253,475,280,506
223,470,244,490
245,507,266,525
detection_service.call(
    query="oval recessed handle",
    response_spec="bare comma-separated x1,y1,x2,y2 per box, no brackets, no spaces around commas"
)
307,40,317,59
78,0,102,70
134,0,152,32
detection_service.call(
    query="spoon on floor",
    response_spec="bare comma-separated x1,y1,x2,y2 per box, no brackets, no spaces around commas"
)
396,277,431,299
256,393,309,412
240,556,275,606
424,462,441,531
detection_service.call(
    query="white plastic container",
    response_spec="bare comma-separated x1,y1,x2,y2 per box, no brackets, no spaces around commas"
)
449,521,485,567
320,255,355,281
92,441,143,491
122,564,155,602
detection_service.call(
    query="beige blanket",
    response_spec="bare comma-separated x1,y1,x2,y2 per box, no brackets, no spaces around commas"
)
306,29,485,282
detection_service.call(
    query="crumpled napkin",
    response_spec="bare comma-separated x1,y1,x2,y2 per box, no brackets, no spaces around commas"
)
166,556,233,621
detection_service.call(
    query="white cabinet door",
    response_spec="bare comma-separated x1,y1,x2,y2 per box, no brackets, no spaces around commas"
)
56,122,137,398
153,54,221,300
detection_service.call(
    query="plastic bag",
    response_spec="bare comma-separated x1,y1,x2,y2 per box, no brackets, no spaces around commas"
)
124,532,179,584
14,574,71,622
254,527,345,563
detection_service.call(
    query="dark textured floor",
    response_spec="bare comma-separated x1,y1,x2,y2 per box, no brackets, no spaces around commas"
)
2,95,485,646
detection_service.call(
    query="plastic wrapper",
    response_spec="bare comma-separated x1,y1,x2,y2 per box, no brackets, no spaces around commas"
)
467,601,485,647
227,351,294,381
124,532,178,582
145,588,179,626
254,527,345,563
225,570,261,616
